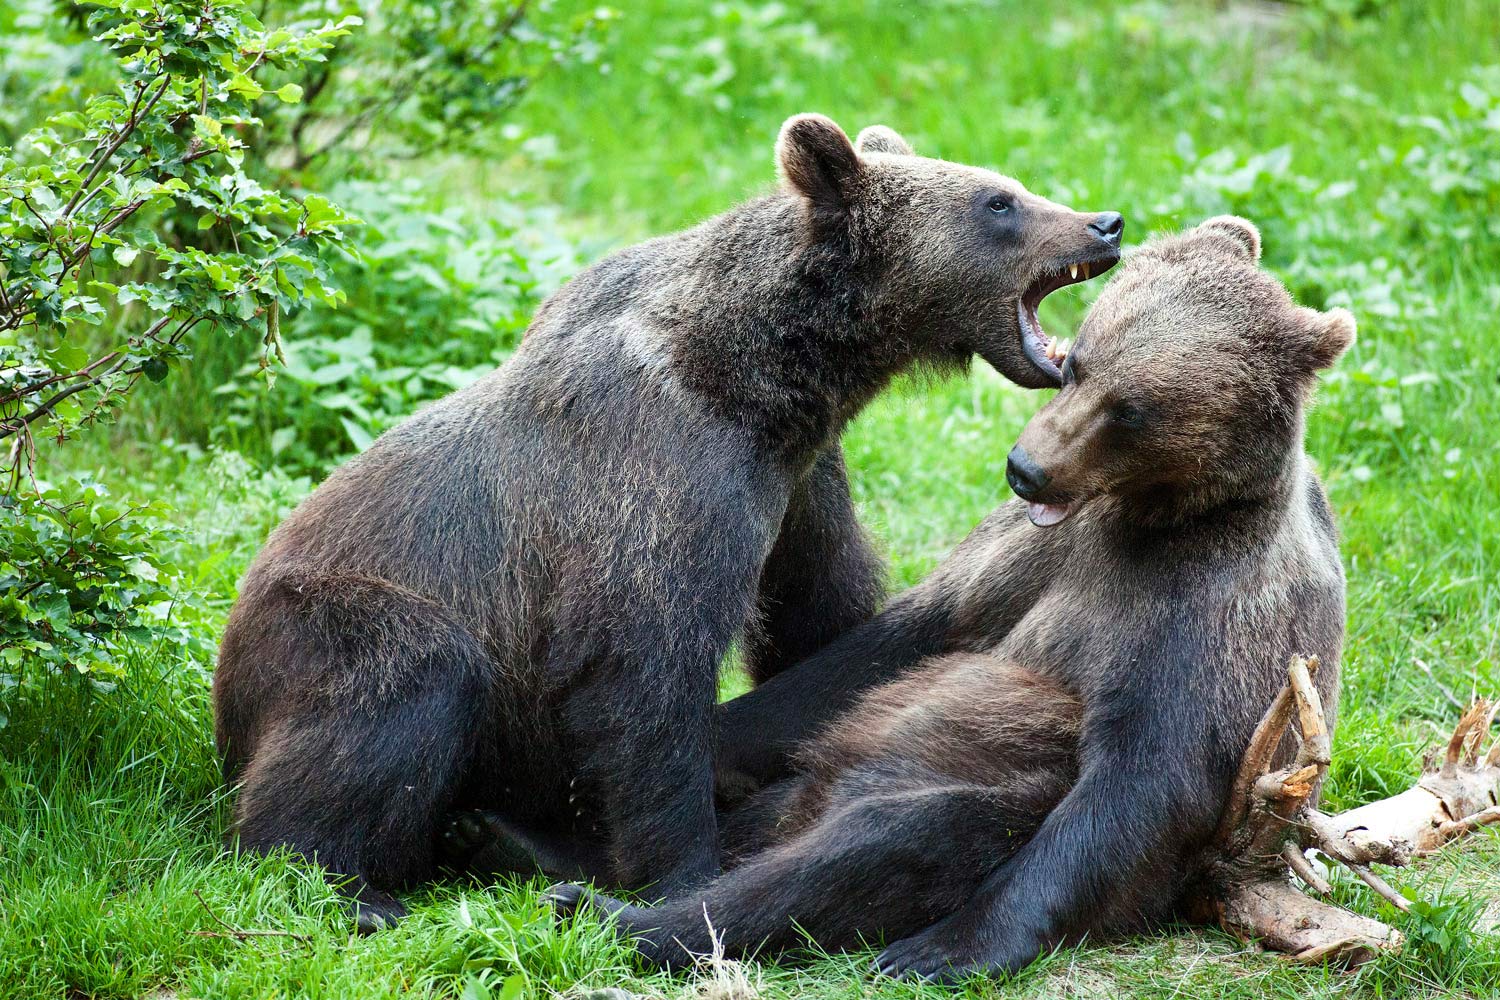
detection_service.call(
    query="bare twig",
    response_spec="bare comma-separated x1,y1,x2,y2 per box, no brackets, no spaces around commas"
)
192,889,311,944
1216,655,1319,843
1347,864,1411,913
1281,844,1331,895
1436,805,1500,840
1442,699,1493,778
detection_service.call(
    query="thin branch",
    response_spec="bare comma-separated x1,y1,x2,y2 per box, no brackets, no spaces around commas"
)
63,75,171,219
1442,699,1493,778
1436,805,1500,840
1217,656,1320,843
1281,844,1331,895
192,890,311,944
1348,863,1411,913
0,350,123,407
0,314,174,441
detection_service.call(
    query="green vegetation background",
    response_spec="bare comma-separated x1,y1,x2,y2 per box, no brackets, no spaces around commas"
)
3,1,1499,997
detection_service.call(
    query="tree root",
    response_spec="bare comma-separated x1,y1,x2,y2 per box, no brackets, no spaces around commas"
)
1198,656,1500,966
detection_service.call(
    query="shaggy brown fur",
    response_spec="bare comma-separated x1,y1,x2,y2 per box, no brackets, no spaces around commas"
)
557,217,1355,981
213,113,1124,930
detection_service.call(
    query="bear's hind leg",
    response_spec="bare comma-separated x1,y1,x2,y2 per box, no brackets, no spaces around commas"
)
220,574,492,931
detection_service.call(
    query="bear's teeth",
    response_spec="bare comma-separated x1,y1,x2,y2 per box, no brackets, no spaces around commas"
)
1069,264,1078,280
1082,262,1091,279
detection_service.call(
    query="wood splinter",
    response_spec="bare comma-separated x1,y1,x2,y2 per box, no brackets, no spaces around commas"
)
1199,655,1500,965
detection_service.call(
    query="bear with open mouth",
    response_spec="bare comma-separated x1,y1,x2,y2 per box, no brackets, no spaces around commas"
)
551,216,1355,981
214,112,1122,931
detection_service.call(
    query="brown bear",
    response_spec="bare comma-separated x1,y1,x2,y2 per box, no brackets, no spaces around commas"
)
213,112,1124,930
549,216,1355,980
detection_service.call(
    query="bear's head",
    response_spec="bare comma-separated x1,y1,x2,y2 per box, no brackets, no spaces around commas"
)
1004,215,1356,527
775,114,1124,389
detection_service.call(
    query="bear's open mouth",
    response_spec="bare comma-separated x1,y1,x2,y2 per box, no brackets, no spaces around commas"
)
1018,253,1119,384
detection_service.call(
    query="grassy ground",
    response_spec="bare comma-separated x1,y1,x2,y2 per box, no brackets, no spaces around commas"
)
5,1,1500,997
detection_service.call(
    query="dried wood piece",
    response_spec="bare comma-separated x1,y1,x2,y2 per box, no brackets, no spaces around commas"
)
1200,658,1500,966
1216,878,1402,964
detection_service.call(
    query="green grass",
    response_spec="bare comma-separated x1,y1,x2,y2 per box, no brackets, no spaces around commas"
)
5,0,1500,997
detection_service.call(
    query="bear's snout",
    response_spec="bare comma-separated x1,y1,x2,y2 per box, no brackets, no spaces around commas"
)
1005,445,1051,500
1088,212,1125,247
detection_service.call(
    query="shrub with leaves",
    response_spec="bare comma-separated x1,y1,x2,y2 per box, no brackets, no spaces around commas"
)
212,179,593,473
0,0,357,678
0,477,208,697
251,0,616,173
0,0,357,486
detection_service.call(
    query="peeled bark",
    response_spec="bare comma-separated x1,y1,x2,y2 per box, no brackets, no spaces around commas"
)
1199,656,1500,965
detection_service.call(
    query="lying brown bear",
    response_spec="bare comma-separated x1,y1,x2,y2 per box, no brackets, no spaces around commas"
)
548,216,1355,980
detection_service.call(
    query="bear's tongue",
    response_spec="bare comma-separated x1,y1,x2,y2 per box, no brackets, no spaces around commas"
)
1026,501,1075,528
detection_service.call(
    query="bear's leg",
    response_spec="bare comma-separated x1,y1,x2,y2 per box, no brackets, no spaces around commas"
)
561,653,723,897
715,587,956,800
718,773,821,867
221,575,490,932
740,448,885,687
550,781,1051,967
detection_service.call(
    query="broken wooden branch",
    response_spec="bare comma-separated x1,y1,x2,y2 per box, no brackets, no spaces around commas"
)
1199,656,1499,966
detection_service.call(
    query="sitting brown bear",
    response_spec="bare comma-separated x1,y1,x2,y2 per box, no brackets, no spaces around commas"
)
214,112,1124,931
549,216,1356,980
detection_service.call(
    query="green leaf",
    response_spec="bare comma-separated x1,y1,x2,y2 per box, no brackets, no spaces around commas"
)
274,83,305,103
112,246,140,267
339,417,375,452
197,214,217,230
142,358,169,383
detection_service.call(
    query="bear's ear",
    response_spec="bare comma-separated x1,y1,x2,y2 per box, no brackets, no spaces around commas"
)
776,114,862,211
1197,215,1262,261
855,125,915,157
1291,306,1357,371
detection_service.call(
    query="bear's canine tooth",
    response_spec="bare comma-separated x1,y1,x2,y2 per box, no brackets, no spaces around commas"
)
1082,262,1091,279
1069,264,1078,280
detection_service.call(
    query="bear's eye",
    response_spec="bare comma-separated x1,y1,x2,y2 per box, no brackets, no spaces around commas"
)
987,195,1013,214
1112,402,1146,428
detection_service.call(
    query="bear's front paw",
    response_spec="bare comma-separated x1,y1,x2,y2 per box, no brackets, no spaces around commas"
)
544,884,673,966
873,924,978,982
439,810,494,864
543,882,637,921
873,915,1035,983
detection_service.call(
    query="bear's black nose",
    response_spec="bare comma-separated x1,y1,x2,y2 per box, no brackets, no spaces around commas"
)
1089,212,1124,246
1006,446,1050,500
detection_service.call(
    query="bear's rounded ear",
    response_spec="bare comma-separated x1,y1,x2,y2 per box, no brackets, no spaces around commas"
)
776,114,861,211
1197,215,1262,261
1293,306,1357,371
855,125,915,157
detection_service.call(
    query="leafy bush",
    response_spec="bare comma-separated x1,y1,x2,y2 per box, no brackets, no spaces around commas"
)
0,0,358,678
0,477,207,696
212,180,594,472
0,0,357,487
250,0,616,174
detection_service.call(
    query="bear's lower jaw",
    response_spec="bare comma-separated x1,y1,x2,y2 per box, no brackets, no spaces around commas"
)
1017,296,1064,386
1026,501,1076,528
